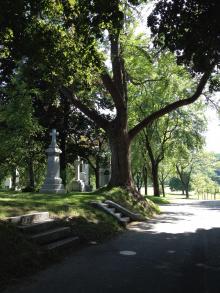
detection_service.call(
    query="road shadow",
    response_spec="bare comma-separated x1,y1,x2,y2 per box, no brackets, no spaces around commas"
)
116,224,220,293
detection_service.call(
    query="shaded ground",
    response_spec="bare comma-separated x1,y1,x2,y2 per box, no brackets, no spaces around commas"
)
4,199,220,293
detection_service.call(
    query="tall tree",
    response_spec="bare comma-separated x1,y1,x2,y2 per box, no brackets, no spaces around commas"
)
0,1,219,196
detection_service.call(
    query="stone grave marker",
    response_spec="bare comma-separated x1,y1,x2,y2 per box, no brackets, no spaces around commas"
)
40,129,65,194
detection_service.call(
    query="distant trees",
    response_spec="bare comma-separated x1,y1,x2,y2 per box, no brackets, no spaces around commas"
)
0,71,45,190
168,151,219,199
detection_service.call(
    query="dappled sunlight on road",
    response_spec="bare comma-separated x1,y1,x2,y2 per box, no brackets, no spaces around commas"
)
129,200,220,234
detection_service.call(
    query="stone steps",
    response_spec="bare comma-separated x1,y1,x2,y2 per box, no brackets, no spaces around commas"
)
8,212,80,251
91,200,143,226
105,200,145,221
18,219,56,234
45,236,80,251
7,212,50,225
30,226,71,245
108,207,116,213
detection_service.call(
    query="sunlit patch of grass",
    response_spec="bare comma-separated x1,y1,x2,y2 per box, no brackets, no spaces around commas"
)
97,187,160,217
145,196,170,205
0,191,105,219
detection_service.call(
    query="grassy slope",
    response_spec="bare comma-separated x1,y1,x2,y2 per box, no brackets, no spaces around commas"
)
0,189,159,290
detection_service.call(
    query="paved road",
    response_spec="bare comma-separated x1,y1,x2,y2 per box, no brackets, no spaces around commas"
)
4,200,220,293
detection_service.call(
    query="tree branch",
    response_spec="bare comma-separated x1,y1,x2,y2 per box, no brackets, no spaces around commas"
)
61,87,110,130
86,157,96,171
101,72,126,111
129,67,213,141
127,72,164,86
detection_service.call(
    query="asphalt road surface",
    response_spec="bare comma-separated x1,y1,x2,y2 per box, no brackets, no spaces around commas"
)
4,199,220,293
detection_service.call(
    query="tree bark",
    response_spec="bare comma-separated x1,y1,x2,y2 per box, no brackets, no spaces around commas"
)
11,168,16,191
176,165,191,198
152,162,160,197
185,187,189,199
161,182,165,197
143,133,161,197
28,159,35,190
95,155,100,189
60,132,67,186
59,93,70,186
143,166,148,196
108,122,132,188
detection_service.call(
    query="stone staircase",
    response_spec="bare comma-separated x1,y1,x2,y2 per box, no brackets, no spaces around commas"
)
91,200,145,226
7,212,80,251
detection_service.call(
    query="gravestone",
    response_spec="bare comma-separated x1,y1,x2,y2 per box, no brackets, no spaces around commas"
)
99,167,111,187
80,161,90,185
2,169,20,190
2,177,12,189
67,157,86,192
15,169,20,190
67,158,92,192
40,129,65,194
81,161,92,191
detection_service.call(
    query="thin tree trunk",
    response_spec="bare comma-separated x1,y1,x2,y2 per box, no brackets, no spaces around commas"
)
11,169,16,191
161,182,165,197
60,133,67,186
95,156,100,189
143,166,148,196
60,94,70,186
185,187,189,199
95,169,100,189
28,159,35,190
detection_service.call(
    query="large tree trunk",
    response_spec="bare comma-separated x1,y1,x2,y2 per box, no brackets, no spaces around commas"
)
108,124,132,188
152,162,160,197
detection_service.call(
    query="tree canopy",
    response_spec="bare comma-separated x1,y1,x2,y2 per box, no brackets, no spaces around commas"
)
0,0,219,194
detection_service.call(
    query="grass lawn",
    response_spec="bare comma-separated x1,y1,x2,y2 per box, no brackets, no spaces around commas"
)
0,190,105,219
145,196,170,205
0,188,159,290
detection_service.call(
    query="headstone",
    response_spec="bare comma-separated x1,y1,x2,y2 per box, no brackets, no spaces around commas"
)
67,158,92,192
2,177,12,189
68,157,85,192
80,162,89,184
81,161,92,191
40,129,65,194
15,169,20,190
99,168,110,187
2,169,20,190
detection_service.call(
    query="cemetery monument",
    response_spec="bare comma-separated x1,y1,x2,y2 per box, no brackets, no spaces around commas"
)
40,129,65,194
